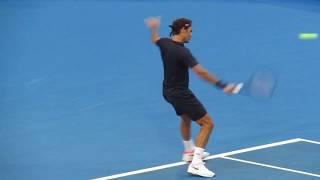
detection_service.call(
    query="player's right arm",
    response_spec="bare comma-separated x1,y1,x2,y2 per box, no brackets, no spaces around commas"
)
144,16,161,43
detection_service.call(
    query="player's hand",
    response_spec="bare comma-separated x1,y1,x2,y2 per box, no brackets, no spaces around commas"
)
223,83,243,94
144,16,161,29
223,84,237,94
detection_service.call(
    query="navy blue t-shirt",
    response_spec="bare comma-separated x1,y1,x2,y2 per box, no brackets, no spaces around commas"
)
156,38,198,90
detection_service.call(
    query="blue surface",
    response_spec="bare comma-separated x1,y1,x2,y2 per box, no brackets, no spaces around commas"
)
101,141,320,179
232,142,320,175
119,157,319,180
1,0,320,179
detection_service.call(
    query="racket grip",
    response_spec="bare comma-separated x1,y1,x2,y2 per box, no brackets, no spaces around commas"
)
232,83,244,94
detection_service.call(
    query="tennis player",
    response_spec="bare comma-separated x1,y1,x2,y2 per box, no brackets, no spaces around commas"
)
145,17,237,177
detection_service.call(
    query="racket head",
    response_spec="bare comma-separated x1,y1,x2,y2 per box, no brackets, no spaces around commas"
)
240,70,277,99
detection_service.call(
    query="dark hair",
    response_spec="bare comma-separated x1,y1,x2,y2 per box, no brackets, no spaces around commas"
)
169,18,192,36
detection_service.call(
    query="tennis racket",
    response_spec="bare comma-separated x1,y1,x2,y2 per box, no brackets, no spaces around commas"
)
232,70,277,99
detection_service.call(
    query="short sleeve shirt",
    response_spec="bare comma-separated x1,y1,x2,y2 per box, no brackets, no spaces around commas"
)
156,38,198,89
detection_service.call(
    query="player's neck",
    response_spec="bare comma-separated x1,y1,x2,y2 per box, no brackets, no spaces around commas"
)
172,35,185,43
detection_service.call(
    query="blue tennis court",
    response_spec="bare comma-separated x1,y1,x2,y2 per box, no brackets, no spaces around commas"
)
1,0,320,180
97,138,320,179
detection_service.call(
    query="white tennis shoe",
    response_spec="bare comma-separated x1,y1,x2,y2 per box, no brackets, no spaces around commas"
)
187,162,215,177
182,150,210,162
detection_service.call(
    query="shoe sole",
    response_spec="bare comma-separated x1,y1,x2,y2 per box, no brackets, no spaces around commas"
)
187,169,215,178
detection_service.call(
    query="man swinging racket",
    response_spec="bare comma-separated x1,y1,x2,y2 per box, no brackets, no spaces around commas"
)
145,16,239,177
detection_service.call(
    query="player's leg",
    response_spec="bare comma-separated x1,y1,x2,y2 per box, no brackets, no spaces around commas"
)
194,114,214,148
180,114,192,141
181,114,210,162
180,114,194,161
187,113,215,177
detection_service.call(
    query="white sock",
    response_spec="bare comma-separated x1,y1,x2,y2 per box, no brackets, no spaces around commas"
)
183,139,195,152
191,147,204,165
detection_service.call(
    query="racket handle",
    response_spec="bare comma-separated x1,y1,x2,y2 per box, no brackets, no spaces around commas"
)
232,83,244,94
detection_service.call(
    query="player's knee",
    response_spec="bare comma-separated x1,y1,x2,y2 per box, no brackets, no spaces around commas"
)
204,114,214,130
198,115,214,130
205,120,214,130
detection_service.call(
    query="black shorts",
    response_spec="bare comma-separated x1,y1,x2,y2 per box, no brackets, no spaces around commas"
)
163,88,207,120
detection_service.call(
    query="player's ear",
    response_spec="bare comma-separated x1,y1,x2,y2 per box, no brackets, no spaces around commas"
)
180,28,186,34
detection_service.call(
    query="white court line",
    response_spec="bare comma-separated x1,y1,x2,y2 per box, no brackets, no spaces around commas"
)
222,156,320,178
299,138,320,145
92,161,187,180
92,138,302,180
205,138,302,160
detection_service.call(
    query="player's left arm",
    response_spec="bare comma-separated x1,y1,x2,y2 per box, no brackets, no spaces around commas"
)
144,16,161,43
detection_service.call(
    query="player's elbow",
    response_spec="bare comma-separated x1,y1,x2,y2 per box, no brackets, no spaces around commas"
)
196,70,208,78
200,71,211,80
151,39,157,44
192,65,209,77
152,37,160,44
